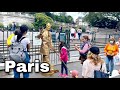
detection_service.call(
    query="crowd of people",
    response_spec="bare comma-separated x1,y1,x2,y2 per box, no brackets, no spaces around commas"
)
5,23,120,78
70,26,82,42
58,34,120,78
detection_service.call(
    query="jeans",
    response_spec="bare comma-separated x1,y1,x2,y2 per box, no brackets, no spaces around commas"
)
61,61,68,75
78,33,81,40
105,56,114,74
13,51,30,78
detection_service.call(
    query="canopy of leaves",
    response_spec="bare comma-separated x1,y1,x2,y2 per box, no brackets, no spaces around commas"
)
28,12,74,24
33,13,54,30
83,12,119,29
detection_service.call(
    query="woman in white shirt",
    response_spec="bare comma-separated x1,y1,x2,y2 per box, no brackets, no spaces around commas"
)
11,25,30,78
82,47,107,78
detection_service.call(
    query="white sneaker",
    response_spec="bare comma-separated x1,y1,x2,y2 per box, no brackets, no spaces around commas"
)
107,72,110,74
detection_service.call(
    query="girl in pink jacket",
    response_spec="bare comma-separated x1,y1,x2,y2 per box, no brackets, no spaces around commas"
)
59,41,68,78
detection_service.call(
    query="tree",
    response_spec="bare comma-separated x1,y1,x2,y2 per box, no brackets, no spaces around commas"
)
33,13,54,30
83,12,119,29
52,25,59,30
83,12,104,24
27,12,74,24
8,23,12,30
0,22,4,29
102,12,120,30
65,15,74,23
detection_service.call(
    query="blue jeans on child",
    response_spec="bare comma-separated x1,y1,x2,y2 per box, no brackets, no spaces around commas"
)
105,56,114,75
13,51,30,78
61,61,68,75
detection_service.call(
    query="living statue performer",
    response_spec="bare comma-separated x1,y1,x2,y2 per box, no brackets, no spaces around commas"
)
37,23,59,76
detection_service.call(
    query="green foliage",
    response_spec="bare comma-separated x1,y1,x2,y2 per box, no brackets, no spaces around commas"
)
33,13,54,30
83,12,119,29
27,12,74,25
15,23,20,29
81,27,86,32
8,23,12,29
52,25,59,30
0,22,4,28
44,12,74,23
83,12,104,25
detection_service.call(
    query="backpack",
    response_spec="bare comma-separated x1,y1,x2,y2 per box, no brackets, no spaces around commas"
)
9,37,26,63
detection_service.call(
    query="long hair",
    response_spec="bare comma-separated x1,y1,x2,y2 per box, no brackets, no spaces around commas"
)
83,35,90,41
59,41,66,52
17,25,28,42
87,51,104,65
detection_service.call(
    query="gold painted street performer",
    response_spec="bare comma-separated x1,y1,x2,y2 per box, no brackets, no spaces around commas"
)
37,23,59,76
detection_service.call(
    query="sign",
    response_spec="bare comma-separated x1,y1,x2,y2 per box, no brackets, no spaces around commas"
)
33,32,42,45
60,33,66,42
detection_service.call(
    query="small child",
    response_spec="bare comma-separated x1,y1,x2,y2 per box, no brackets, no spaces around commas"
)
59,41,68,78
70,70,79,78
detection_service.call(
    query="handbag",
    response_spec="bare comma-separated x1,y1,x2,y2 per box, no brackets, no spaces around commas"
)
94,64,109,78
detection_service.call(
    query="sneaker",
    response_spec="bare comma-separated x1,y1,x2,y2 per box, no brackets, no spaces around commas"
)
63,74,69,78
109,73,112,76
107,72,110,74
58,73,63,77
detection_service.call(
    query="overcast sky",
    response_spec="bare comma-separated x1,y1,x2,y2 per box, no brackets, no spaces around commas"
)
66,12,84,21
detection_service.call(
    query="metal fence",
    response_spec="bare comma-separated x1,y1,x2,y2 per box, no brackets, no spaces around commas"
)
0,30,115,64
93,29,120,53
95,33,120,44
0,30,70,65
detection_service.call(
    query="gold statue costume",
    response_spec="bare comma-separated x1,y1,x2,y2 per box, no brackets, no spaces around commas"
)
37,23,59,76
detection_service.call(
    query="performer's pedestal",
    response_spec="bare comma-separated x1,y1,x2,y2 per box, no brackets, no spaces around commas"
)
41,65,59,76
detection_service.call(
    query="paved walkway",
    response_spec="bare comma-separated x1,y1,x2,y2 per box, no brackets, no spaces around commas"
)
1,54,120,78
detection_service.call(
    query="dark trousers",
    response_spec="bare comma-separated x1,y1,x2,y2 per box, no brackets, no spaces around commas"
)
13,67,29,78
78,33,81,40
61,61,68,75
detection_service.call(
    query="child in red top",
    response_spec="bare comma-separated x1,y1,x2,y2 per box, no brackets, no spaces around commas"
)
59,41,68,78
